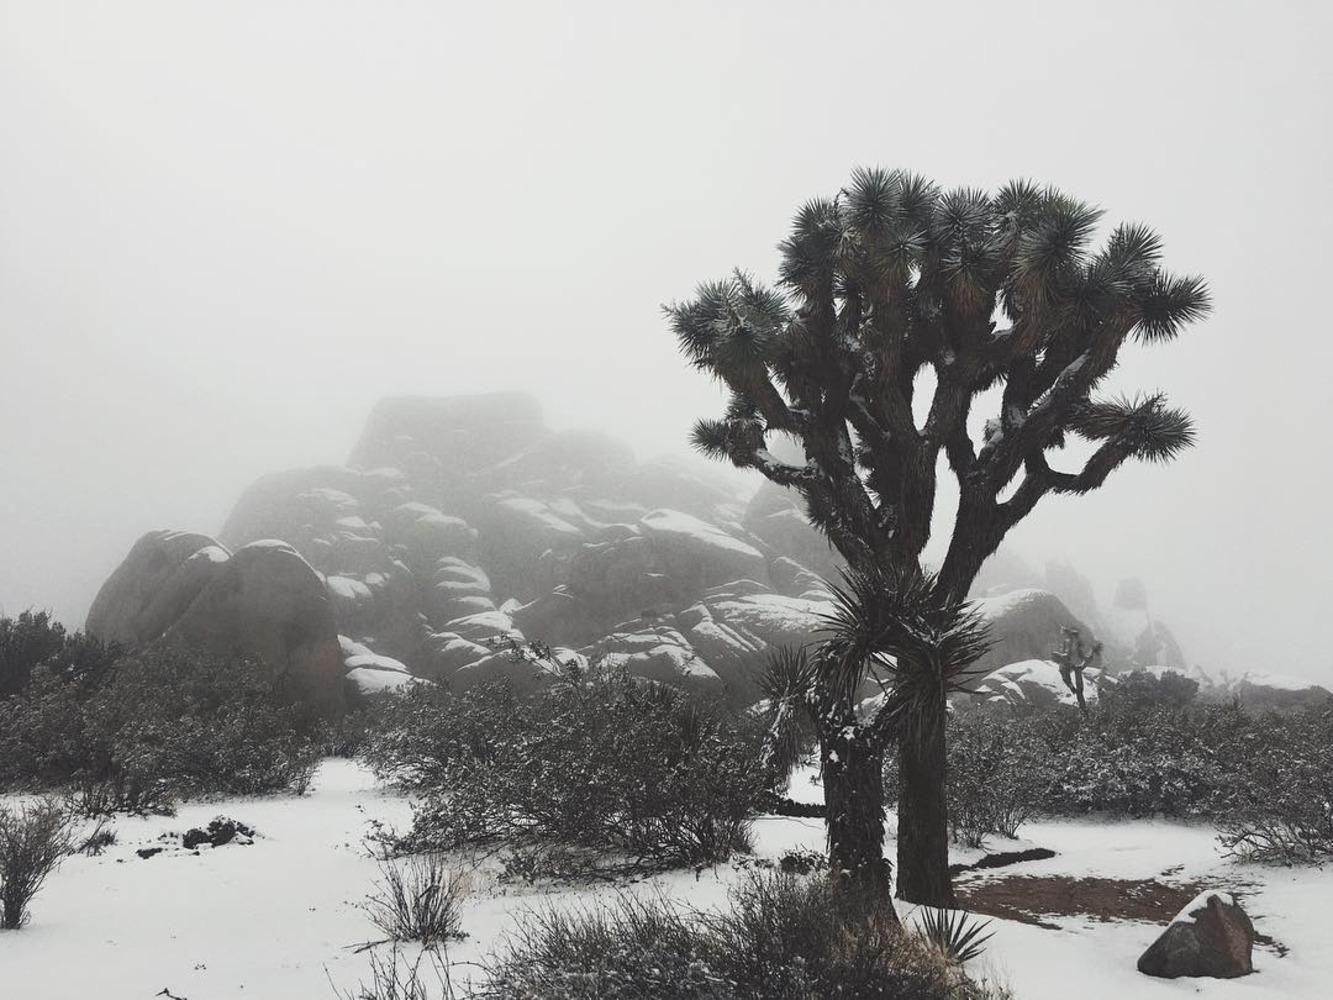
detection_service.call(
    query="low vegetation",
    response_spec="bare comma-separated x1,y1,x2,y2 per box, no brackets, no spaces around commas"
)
0,797,77,929
890,673,1333,861
477,872,1008,1000
362,657,766,873
0,631,321,814
363,854,468,947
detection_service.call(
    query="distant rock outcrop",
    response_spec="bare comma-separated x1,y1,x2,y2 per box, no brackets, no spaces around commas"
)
969,589,1094,678
89,392,1197,708
86,533,345,714
86,530,230,645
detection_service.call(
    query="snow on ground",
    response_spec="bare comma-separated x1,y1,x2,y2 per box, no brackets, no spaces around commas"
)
2,761,1329,999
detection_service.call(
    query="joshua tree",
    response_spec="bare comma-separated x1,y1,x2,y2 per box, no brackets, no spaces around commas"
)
761,568,990,919
666,168,1209,907
1052,626,1102,714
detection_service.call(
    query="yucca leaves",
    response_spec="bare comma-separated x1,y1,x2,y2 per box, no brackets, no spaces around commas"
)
916,906,995,963
808,566,992,741
1133,271,1212,343
1069,392,1196,464
689,416,765,465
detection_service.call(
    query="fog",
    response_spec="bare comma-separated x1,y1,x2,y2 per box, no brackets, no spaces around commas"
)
1,1,1329,684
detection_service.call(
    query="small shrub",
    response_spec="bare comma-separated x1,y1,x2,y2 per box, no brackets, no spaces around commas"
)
479,872,1008,1000
777,847,827,876
75,817,117,856
366,664,765,872
363,854,468,946
0,797,77,929
944,713,1047,846
495,844,590,885
1217,710,1333,863
334,945,457,1000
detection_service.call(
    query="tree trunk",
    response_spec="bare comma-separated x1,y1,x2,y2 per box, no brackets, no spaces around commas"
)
822,731,899,926
895,709,955,907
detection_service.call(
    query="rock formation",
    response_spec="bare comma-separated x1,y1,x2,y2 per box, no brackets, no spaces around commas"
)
89,392,1198,709
86,532,346,714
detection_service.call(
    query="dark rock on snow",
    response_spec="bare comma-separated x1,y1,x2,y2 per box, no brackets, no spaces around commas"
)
1137,890,1255,979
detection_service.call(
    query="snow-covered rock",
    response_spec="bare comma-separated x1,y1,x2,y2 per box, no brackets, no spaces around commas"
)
88,392,1195,711
1137,889,1255,979
968,658,1101,709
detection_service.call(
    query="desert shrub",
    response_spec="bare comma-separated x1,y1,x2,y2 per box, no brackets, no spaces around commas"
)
1099,669,1199,712
366,664,765,871
0,611,121,700
76,818,117,856
363,854,468,946
477,873,1007,1000
1029,700,1259,818
1217,709,1333,863
320,705,376,758
908,699,1333,859
0,797,77,929
0,645,320,813
882,712,1046,845
943,714,1048,846
335,945,457,1000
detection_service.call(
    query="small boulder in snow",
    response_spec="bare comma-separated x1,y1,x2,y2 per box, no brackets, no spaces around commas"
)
1137,889,1255,979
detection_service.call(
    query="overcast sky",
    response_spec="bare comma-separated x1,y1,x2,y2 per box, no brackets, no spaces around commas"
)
1,1,1329,684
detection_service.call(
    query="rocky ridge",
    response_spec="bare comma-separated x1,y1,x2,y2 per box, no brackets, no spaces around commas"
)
83,392,1279,712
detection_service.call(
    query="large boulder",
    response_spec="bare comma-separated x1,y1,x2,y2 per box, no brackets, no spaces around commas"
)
86,530,230,645
970,588,1096,676
638,509,768,591
967,658,1101,710
1137,890,1255,979
1229,672,1333,711
169,540,345,715
87,536,345,714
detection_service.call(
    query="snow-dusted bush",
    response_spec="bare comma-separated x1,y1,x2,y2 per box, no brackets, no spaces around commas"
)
363,854,468,947
477,872,1009,999
0,646,320,813
918,700,1333,845
364,664,765,871
0,610,121,700
943,715,1048,846
1218,710,1333,863
0,797,76,929
1099,669,1199,712
883,713,1047,845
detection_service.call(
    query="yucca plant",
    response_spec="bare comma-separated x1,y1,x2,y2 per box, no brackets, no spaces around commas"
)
668,168,1209,907
916,907,995,964
758,566,990,918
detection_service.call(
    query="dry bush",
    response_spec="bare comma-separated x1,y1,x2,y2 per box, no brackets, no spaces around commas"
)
477,872,1010,1000
363,854,468,947
333,945,457,1000
0,797,77,929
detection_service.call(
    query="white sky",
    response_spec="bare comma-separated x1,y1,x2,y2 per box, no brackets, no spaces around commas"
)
1,1,1330,684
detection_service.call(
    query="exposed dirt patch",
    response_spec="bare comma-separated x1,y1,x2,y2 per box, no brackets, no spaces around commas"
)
955,873,1284,954
957,875,1206,929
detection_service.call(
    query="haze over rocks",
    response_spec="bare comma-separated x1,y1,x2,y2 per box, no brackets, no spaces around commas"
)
83,392,1318,710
